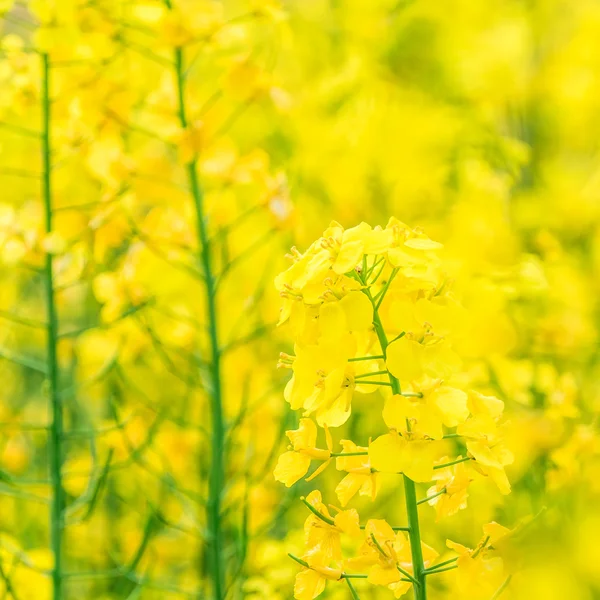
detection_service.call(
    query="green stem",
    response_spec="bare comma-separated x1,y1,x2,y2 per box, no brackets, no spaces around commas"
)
41,53,64,600
348,355,384,362
426,557,457,571
300,496,335,526
172,44,225,599
433,457,472,470
345,578,361,600
288,554,309,568
354,370,389,379
360,525,410,531
403,477,426,599
417,488,446,505
471,535,490,559
331,451,368,457
423,565,457,576
491,575,512,600
361,282,427,600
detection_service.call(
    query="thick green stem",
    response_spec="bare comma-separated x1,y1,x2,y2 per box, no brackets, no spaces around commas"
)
363,284,427,600
172,46,225,599
41,53,64,600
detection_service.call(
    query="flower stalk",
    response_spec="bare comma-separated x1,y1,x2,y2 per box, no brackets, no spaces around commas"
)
169,32,225,600
41,52,64,600
361,280,428,600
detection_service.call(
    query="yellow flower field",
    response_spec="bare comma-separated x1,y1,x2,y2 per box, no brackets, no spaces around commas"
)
1,1,599,599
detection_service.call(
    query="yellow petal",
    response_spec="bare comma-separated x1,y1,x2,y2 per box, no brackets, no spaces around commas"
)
422,342,461,379
386,337,424,381
365,518,396,543
404,236,443,250
339,291,373,331
287,419,318,451
334,509,361,537
332,239,364,274
482,522,511,545
274,451,311,487
316,378,352,428
319,301,346,341
468,391,504,419
369,432,406,473
368,563,401,586
382,395,414,430
402,440,436,483
335,473,364,507
420,542,440,567
389,580,412,598
294,569,326,600
446,539,471,556
430,387,469,428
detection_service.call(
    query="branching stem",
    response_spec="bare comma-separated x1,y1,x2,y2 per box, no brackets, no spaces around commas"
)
42,52,64,600
169,35,225,599
359,276,427,600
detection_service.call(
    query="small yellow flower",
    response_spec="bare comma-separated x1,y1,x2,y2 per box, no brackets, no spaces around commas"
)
303,490,361,560
274,419,331,487
427,456,471,520
335,440,379,506
369,430,437,483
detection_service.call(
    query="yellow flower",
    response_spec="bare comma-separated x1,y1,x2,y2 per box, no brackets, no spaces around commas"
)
382,387,469,441
293,547,343,600
303,490,361,560
284,328,378,428
335,440,379,506
426,456,471,520
446,523,511,599
346,520,437,598
368,430,437,483
274,419,331,487
294,568,326,600
386,336,461,383
458,391,513,494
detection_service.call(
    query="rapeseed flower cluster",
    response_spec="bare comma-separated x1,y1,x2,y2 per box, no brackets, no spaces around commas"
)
275,220,517,599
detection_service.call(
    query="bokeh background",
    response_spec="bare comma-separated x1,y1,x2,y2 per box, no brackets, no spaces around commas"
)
1,0,600,598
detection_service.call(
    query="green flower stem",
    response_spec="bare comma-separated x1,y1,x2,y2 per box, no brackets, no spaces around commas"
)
42,52,64,600
345,578,361,599
170,40,225,599
330,452,368,457
433,457,472,470
300,496,335,525
370,533,419,585
288,554,369,580
360,525,410,532
491,575,512,599
360,282,427,600
348,355,384,362
387,331,406,345
288,554,310,568
426,557,457,571
417,488,446,505
471,535,490,559
354,370,389,379
423,565,457,576
373,267,399,308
